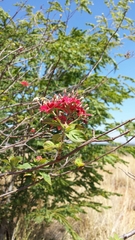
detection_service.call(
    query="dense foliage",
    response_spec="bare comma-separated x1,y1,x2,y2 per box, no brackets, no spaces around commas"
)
0,0,135,239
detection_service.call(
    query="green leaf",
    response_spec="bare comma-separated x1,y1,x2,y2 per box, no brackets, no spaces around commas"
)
52,133,62,143
65,124,76,133
18,163,32,169
40,172,52,185
9,156,21,168
44,140,60,150
44,141,55,150
66,130,85,143
109,233,121,240
47,1,63,12
74,157,85,167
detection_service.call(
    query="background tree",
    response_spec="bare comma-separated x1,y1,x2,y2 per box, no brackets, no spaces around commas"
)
0,0,135,239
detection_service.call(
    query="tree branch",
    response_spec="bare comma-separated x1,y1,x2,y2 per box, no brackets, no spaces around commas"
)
120,229,135,239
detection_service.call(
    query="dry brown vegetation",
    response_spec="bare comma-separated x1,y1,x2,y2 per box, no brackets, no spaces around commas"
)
64,153,135,240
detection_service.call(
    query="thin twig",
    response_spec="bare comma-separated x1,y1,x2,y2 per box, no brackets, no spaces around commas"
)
120,229,135,239
119,168,135,180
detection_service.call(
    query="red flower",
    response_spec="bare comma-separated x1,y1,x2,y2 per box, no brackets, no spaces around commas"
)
40,101,57,113
20,81,29,87
40,95,92,124
55,114,72,125
59,96,81,105
30,128,36,133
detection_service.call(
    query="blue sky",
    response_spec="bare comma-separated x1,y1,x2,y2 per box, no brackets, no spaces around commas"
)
1,0,135,142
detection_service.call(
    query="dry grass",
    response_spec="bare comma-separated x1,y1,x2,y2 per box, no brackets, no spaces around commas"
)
64,153,135,240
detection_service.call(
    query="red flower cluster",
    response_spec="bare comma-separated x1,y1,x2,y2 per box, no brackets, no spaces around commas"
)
20,81,29,87
40,95,91,124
